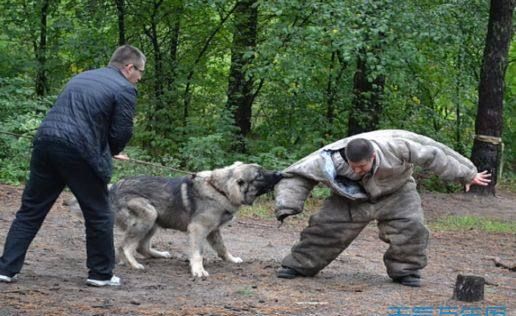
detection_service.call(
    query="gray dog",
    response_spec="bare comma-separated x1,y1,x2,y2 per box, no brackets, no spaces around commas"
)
71,162,282,277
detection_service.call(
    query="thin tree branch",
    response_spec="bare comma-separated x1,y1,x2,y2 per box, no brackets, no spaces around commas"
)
182,1,240,124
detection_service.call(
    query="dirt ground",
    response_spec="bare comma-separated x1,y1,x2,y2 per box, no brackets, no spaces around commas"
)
0,184,514,316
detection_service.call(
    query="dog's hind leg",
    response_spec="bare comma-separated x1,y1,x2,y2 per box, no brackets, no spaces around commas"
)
207,229,243,264
121,240,143,269
119,198,158,270
137,226,172,259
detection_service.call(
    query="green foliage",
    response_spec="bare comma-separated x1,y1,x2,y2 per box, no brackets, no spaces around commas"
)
0,137,32,185
245,150,290,171
498,171,516,193
310,185,332,200
0,77,53,184
0,0,514,188
414,167,463,193
503,41,516,174
430,215,516,234
180,133,232,171
381,1,486,156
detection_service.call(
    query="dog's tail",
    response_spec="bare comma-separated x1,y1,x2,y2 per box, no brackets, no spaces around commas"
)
62,194,83,219
62,184,114,219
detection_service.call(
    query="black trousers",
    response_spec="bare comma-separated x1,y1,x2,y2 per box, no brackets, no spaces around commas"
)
0,140,115,280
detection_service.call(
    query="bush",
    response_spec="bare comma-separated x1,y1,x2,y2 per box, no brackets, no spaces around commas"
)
180,133,232,171
0,77,54,184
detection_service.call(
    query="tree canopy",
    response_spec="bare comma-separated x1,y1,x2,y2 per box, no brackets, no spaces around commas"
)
0,0,514,190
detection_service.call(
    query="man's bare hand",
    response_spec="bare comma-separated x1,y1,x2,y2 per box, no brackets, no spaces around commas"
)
465,170,491,192
113,153,129,161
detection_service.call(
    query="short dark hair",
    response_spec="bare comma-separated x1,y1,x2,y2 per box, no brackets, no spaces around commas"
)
108,44,146,69
344,138,374,162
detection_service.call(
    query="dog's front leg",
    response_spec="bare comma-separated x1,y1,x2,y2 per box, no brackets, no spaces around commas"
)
187,222,210,277
207,229,243,264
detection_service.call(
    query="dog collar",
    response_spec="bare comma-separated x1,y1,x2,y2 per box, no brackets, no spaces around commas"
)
208,179,230,200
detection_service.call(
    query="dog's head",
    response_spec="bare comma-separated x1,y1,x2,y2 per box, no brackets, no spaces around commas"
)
210,161,282,206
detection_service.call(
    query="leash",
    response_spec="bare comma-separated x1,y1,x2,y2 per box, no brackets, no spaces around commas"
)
0,131,34,139
0,130,195,175
118,158,232,203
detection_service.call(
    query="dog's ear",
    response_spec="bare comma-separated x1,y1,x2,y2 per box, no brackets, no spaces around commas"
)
231,161,244,167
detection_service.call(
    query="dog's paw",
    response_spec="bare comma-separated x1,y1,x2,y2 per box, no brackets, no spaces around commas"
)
151,250,172,258
191,267,210,278
226,254,243,264
131,263,145,270
190,254,209,277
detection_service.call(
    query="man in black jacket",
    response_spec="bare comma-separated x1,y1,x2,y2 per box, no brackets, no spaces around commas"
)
0,45,145,287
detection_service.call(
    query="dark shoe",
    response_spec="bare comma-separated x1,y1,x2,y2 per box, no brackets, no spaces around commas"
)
277,266,303,279
393,275,421,287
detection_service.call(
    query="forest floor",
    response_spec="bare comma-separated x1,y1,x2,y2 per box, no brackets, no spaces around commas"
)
0,183,514,316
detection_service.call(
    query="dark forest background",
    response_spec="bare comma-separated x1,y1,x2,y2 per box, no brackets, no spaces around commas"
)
0,0,514,194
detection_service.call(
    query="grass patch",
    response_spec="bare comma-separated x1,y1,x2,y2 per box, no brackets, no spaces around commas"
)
498,175,516,193
234,287,255,297
430,215,516,233
239,195,276,219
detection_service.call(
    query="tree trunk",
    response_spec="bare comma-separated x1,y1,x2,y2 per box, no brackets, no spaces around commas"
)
226,0,259,147
142,0,166,136
148,0,165,106
455,47,465,155
114,0,126,45
326,51,337,125
150,22,164,107
326,49,348,136
167,3,181,91
470,0,514,195
35,0,49,97
347,0,388,137
348,50,385,136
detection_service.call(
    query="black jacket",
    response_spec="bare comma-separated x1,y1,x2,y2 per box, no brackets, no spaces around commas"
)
35,66,137,183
